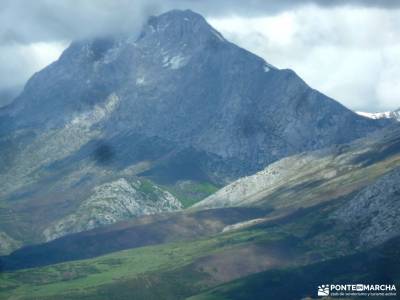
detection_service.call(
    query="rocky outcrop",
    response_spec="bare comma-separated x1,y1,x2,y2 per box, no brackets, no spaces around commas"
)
0,231,21,255
43,178,182,241
333,167,400,248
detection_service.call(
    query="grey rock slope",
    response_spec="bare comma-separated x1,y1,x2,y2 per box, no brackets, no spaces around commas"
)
333,166,400,248
2,10,386,175
0,10,389,252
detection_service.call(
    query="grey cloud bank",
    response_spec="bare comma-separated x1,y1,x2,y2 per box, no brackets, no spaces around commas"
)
2,0,399,45
0,0,399,111
209,6,400,111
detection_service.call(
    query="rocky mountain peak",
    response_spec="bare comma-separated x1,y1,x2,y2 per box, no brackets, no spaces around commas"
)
149,9,206,26
53,9,226,73
3,9,388,172
138,9,226,47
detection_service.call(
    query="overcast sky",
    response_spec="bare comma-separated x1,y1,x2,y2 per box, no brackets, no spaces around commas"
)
1,0,399,111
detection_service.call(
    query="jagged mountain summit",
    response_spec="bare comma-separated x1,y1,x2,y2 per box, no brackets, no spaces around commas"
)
0,9,390,252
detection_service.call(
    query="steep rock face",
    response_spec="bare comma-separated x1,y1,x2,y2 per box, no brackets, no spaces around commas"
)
43,178,182,241
333,167,400,248
2,10,385,175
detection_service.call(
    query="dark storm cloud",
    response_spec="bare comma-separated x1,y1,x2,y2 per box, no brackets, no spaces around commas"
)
1,0,399,45
0,0,161,44
0,0,163,93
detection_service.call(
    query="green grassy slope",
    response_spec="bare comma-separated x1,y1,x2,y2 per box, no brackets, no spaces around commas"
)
0,207,271,270
0,229,268,299
0,196,366,300
188,237,400,300
163,181,220,208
